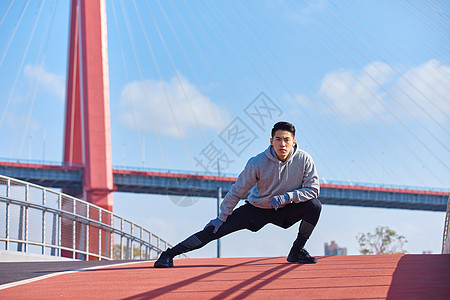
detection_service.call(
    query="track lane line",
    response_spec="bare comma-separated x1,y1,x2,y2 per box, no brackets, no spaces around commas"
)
0,260,152,291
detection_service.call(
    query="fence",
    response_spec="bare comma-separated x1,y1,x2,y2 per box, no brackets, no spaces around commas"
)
0,175,179,260
442,196,450,254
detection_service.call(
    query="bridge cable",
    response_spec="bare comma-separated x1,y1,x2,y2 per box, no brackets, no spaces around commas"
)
319,1,450,125
303,0,450,182
395,1,449,59
286,0,449,172
9,0,48,156
337,1,450,114
110,0,147,167
339,0,450,96
0,0,14,27
210,0,371,181
166,0,253,174
1,0,46,145
117,0,168,168
295,0,450,154
0,0,29,69
136,0,192,168
144,0,208,147
193,0,432,184
166,0,242,120
225,1,419,184
253,0,447,184
0,0,31,130
19,0,57,157
156,0,230,135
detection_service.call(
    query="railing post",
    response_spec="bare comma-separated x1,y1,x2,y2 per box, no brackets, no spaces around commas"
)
25,184,29,253
98,210,102,259
17,207,24,252
144,230,148,259
140,226,143,259
110,212,114,259
104,228,109,259
72,197,76,259
51,213,57,256
42,189,46,255
86,204,90,260
149,231,153,259
5,178,10,251
120,218,124,260
79,222,85,260
57,194,62,257
126,235,130,260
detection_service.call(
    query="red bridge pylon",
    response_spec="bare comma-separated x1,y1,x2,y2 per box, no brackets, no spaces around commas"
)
63,0,114,212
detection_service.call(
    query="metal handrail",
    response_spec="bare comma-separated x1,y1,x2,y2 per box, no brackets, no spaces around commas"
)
442,196,450,254
0,175,182,260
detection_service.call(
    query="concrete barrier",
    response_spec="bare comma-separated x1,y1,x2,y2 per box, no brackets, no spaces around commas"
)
0,250,74,262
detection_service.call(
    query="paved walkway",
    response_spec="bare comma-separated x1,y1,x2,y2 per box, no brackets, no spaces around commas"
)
1,254,449,299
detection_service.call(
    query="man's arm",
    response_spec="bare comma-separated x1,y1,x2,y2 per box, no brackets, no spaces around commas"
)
287,155,320,202
218,161,258,222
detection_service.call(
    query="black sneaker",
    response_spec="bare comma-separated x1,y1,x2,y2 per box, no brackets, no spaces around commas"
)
154,250,174,268
287,248,317,264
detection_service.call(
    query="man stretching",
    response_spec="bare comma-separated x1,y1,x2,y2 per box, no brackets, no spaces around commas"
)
154,121,322,267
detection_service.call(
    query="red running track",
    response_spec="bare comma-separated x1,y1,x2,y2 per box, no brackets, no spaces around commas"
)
1,254,449,299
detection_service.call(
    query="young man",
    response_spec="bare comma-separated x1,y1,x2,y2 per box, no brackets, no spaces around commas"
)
154,121,321,268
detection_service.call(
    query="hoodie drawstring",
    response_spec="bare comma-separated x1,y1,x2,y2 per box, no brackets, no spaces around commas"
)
278,161,281,182
286,162,289,181
278,161,290,182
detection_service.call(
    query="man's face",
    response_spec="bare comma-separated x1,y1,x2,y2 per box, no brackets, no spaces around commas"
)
270,130,296,162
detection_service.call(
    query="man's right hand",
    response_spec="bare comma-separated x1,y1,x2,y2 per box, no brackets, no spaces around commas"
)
270,193,290,211
204,218,224,234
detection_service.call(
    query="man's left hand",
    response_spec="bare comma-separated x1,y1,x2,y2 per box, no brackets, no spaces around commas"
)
270,193,290,211
204,218,224,234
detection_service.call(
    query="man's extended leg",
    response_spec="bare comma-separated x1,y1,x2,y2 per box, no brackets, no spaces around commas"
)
154,203,261,268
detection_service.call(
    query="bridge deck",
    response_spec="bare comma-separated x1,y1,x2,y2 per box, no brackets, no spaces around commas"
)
1,254,449,299
1,163,448,211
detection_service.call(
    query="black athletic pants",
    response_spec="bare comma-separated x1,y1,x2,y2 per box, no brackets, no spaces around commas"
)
167,198,322,257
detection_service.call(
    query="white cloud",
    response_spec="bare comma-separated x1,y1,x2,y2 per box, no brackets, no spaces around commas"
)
118,75,229,137
24,64,65,100
316,60,449,123
391,60,450,122
318,62,395,122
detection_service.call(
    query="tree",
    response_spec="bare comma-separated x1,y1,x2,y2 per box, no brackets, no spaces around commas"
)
113,244,155,260
356,226,407,255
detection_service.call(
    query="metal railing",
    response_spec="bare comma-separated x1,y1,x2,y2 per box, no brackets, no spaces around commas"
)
0,175,180,260
442,196,450,254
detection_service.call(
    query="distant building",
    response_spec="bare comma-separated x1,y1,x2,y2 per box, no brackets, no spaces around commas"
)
324,241,347,256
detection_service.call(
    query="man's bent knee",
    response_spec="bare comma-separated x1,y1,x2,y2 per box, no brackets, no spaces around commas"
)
302,198,321,226
308,198,322,214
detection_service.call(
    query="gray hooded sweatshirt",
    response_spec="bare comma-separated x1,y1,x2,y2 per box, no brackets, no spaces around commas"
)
218,145,320,222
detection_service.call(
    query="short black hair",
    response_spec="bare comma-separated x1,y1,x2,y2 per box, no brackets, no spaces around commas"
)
271,121,295,137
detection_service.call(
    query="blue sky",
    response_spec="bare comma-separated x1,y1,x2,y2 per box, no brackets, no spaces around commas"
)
0,0,449,257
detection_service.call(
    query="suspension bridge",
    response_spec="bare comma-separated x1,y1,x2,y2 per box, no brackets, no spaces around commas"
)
0,0,446,212
0,0,449,298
